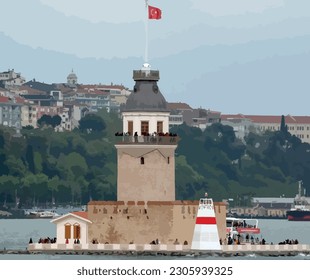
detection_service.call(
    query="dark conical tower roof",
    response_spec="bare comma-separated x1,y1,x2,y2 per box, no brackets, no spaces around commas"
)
123,65,170,113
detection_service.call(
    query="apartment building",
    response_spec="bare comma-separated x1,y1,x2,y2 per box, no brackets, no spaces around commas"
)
167,102,221,130
0,96,24,130
0,69,26,88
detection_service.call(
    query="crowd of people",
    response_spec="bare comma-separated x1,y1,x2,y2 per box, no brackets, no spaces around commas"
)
115,131,177,137
29,237,57,244
221,235,266,245
278,239,299,245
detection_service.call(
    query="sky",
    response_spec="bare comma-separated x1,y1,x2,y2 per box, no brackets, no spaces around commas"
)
1,0,310,115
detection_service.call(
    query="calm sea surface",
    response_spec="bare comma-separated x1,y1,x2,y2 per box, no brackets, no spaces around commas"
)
1,218,310,260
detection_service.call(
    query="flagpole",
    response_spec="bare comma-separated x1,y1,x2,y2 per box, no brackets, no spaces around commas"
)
144,0,149,65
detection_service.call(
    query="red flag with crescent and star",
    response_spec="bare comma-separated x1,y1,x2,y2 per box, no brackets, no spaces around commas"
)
148,5,162,20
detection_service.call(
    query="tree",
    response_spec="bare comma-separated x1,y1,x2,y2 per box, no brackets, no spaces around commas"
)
280,115,288,133
37,114,62,128
23,125,34,130
51,115,62,128
37,115,52,127
79,114,106,133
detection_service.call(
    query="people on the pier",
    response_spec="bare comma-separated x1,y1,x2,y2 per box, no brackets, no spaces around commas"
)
173,238,180,245
38,237,57,244
227,235,233,245
246,234,249,242
278,239,299,245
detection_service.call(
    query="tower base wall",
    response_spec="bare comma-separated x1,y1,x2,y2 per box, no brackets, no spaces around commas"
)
87,201,226,245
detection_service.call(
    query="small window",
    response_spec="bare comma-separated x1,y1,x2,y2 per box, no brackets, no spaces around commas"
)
65,224,71,239
73,224,81,239
167,157,170,164
140,157,144,164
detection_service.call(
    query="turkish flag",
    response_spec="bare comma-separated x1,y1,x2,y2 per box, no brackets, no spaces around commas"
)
148,5,162,20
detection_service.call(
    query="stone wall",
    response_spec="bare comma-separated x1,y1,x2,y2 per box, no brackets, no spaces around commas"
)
87,201,226,245
116,146,176,202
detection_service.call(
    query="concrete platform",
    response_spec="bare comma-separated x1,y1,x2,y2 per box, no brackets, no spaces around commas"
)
19,243,310,257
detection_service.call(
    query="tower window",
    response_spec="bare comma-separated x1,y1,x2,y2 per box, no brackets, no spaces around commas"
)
157,121,163,133
128,121,133,135
140,157,145,164
167,157,170,164
141,121,149,135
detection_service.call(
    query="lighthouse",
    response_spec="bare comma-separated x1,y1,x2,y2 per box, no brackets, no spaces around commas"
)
115,63,178,202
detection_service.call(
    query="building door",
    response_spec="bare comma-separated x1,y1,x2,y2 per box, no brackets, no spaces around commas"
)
141,121,149,135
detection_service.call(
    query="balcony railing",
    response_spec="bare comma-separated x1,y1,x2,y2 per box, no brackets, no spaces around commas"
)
133,70,160,81
115,135,179,145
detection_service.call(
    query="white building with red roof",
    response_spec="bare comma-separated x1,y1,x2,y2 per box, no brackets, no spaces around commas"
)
221,114,310,144
51,211,92,245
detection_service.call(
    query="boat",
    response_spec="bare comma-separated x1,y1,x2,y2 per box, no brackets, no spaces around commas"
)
287,205,310,221
226,217,261,244
23,205,86,219
24,209,60,219
287,181,310,221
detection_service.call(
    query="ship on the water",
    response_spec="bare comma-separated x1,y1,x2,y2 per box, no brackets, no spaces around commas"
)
287,181,310,221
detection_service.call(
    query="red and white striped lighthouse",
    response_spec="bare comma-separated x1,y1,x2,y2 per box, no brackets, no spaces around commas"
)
191,197,222,251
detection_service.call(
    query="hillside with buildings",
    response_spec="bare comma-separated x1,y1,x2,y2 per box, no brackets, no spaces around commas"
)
1,68,310,213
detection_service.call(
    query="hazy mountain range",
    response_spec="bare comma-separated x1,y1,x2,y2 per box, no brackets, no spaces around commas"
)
1,0,310,115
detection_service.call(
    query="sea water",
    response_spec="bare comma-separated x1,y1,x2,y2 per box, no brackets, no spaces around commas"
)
1,218,310,260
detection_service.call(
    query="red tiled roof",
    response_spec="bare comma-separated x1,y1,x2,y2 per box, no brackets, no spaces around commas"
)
0,96,9,103
72,211,88,220
78,84,125,90
15,96,26,104
19,85,45,95
0,95,27,104
76,89,109,95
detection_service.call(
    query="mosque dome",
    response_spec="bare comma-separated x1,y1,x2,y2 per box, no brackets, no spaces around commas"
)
67,69,78,85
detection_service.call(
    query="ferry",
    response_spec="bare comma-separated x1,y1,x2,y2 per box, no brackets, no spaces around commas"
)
287,205,310,221
287,181,310,221
226,217,261,244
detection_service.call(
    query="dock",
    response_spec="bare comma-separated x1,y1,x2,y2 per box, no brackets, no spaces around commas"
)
1,243,305,257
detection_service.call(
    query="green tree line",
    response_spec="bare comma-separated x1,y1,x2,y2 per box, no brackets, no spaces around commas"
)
1,111,309,208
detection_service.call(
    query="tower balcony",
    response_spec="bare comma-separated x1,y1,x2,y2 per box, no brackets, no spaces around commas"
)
115,135,179,145
133,70,160,81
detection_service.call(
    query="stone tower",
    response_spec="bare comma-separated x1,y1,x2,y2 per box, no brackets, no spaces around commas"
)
115,63,178,202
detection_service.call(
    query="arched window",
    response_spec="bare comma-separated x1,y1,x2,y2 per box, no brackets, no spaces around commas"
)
140,157,144,164
65,224,71,239
73,223,81,239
